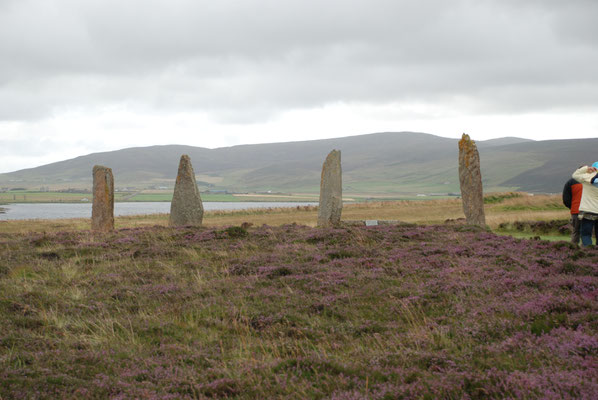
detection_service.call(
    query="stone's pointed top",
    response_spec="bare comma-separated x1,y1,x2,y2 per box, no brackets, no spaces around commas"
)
458,134,480,168
321,150,341,172
170,154,203,226
459,133,477,151
176,154,190,166
179,154,191,165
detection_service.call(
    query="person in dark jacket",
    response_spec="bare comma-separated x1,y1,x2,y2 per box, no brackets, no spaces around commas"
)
563,177,583,244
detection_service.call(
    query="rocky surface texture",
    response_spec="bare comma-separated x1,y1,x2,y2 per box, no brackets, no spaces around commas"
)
91,165,114,232
169,155,204,226
459,134,486,226
317,150,342,227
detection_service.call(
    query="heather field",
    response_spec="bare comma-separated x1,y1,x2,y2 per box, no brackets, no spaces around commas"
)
1,221,597,399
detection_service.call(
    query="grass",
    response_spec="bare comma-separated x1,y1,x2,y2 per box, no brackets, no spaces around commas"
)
499,233,568,242
1,221,596,398
484,192,523,204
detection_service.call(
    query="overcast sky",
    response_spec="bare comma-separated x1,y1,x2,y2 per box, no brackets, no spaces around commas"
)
1,0,597,173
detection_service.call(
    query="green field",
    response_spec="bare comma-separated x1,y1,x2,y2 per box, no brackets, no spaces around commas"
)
497,232,570,242
125,193,173,202
0,190,128,204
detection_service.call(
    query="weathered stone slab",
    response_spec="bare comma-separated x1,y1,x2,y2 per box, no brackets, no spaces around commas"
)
317,150,342,227
458,133,486,226
169,155,204,226
91,165,114,232
343,220,407,227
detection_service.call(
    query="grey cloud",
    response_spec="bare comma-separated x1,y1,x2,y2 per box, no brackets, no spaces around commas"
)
0,136,65,158
1,0,597,123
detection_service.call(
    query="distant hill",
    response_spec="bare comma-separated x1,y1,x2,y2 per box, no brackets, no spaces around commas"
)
1,132,595,194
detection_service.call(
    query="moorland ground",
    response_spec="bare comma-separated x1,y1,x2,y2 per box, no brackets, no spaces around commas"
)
1,194,597,398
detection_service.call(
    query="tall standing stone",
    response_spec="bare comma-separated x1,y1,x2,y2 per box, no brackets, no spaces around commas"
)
91,165,114,232
458,133,486,226
169,155,204,226
318,150,342,227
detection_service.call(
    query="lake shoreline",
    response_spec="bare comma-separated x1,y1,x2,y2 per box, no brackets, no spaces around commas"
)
0,201,318,221
0,199,318,204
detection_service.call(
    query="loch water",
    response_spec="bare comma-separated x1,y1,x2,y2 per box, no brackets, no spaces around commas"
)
0,202,317,220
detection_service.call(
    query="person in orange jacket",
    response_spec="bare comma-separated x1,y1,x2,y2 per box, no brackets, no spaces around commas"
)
562,176,583,244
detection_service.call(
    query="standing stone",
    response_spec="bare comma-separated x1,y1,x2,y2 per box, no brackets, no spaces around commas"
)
91,165,114,232
169,155,204,226
318,150,342,227
458,133,486,226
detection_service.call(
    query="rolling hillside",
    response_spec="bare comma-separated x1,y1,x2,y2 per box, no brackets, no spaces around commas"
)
1,132,595,194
